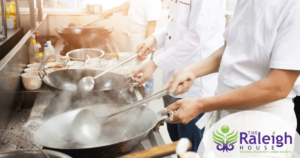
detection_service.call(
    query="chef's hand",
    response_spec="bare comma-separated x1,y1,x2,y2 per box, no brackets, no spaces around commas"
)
100,10,113,19
133,60,157,84
163,68,196,96
136,35,156,61
163,98,203,124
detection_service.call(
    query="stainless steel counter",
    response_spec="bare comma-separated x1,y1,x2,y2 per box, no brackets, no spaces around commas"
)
0,28,23,47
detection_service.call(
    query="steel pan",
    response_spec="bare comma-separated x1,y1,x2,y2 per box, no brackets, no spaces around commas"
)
39,69,131,95
54,27,112,49
23,104,170,158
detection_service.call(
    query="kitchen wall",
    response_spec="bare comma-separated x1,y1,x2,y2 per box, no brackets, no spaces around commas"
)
20,11,168,52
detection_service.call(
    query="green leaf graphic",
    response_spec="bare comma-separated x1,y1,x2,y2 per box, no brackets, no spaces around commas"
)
273,132,275,135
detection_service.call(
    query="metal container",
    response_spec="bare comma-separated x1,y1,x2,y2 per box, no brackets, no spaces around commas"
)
66,48,105,61
86,4,103,14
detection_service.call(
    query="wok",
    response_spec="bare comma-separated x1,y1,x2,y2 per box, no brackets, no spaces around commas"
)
22,104,172,158
39,69,131,95
54,27,113,49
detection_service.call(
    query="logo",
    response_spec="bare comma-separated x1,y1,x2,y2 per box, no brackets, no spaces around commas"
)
213,125,239,152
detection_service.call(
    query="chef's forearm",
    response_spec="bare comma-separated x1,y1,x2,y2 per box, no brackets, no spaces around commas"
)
199,69,300,113
188,45,226,78
145,21,157,38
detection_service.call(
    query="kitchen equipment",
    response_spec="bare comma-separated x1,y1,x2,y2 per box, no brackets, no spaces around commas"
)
78,54,138,91
27,63,41,68
86,55,91,63
97,58,101,68
21,72,42,90
54,27,113,49
22,104,174,158
118,52,136,65
121,138,192,158
86,4,103,14
66,49,105,61
24,67,38,73
72,89,169,145
111,68,131,77
38,69,132,95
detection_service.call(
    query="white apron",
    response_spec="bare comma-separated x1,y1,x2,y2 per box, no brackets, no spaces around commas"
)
196,82,297,130
126,20,151,66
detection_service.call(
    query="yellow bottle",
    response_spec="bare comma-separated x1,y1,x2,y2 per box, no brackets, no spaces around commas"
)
9,0,16,27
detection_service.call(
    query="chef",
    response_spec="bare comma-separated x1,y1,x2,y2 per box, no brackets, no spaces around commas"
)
161,0,300,132
133,0,225,152
100,0,161,100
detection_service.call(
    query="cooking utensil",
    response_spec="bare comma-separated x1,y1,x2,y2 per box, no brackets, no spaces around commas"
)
86,55,91,63
78,54,138,91
121,138,192,158
38,69,131,95
66,49,105,61
97,59,101,68
54,27,113,49
22,104,173,158
72,90,169,144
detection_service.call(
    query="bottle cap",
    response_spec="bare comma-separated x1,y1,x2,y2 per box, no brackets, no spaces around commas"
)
44,44,48,47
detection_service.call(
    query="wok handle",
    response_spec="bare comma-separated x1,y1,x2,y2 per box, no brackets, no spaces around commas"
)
94,54,138,79
110,89,169,117
21,119,43,134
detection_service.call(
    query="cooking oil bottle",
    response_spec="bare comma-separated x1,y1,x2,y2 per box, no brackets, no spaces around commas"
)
28,35,40,63
8,0,17,27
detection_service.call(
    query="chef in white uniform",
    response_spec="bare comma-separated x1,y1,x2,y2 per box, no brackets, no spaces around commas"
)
161,0,300,132
133,0,225,152
101,0,161,99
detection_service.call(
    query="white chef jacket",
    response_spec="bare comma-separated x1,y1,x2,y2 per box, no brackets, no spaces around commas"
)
128,0,161,27
152,0,225,98
126,0,161,65
219,0,300,98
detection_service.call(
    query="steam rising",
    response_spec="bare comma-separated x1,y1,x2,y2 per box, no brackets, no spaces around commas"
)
38,69,155,149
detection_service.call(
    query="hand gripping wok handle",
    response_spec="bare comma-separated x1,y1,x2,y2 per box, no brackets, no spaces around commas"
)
21,119,43,134
94,54,138,79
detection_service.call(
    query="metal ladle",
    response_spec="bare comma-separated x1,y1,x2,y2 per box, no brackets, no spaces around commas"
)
78,54,138,91
72,89,169,144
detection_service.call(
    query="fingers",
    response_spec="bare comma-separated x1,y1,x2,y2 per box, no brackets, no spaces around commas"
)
164,100,182,112
137,56,147,61
132,69,142,77
139,46,150,57
162,76,174,91
134,75,150,84
136,44,143,54
173,81,194,96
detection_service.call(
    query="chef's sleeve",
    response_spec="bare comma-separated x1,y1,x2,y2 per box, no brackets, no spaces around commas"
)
152,0,203,72
152,25,167,49
145,0,162,22
270,8,300,70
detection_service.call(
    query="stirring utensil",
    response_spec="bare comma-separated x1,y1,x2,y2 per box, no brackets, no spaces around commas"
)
97,58,101,68
78,54,138,91
86,55,91,64
71,109,101,144
67,18,104,29
72,89,169,144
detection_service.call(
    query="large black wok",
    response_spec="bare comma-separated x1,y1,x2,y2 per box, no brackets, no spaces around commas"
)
22,104,171,158
39,69,131,95
54,27,113,48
